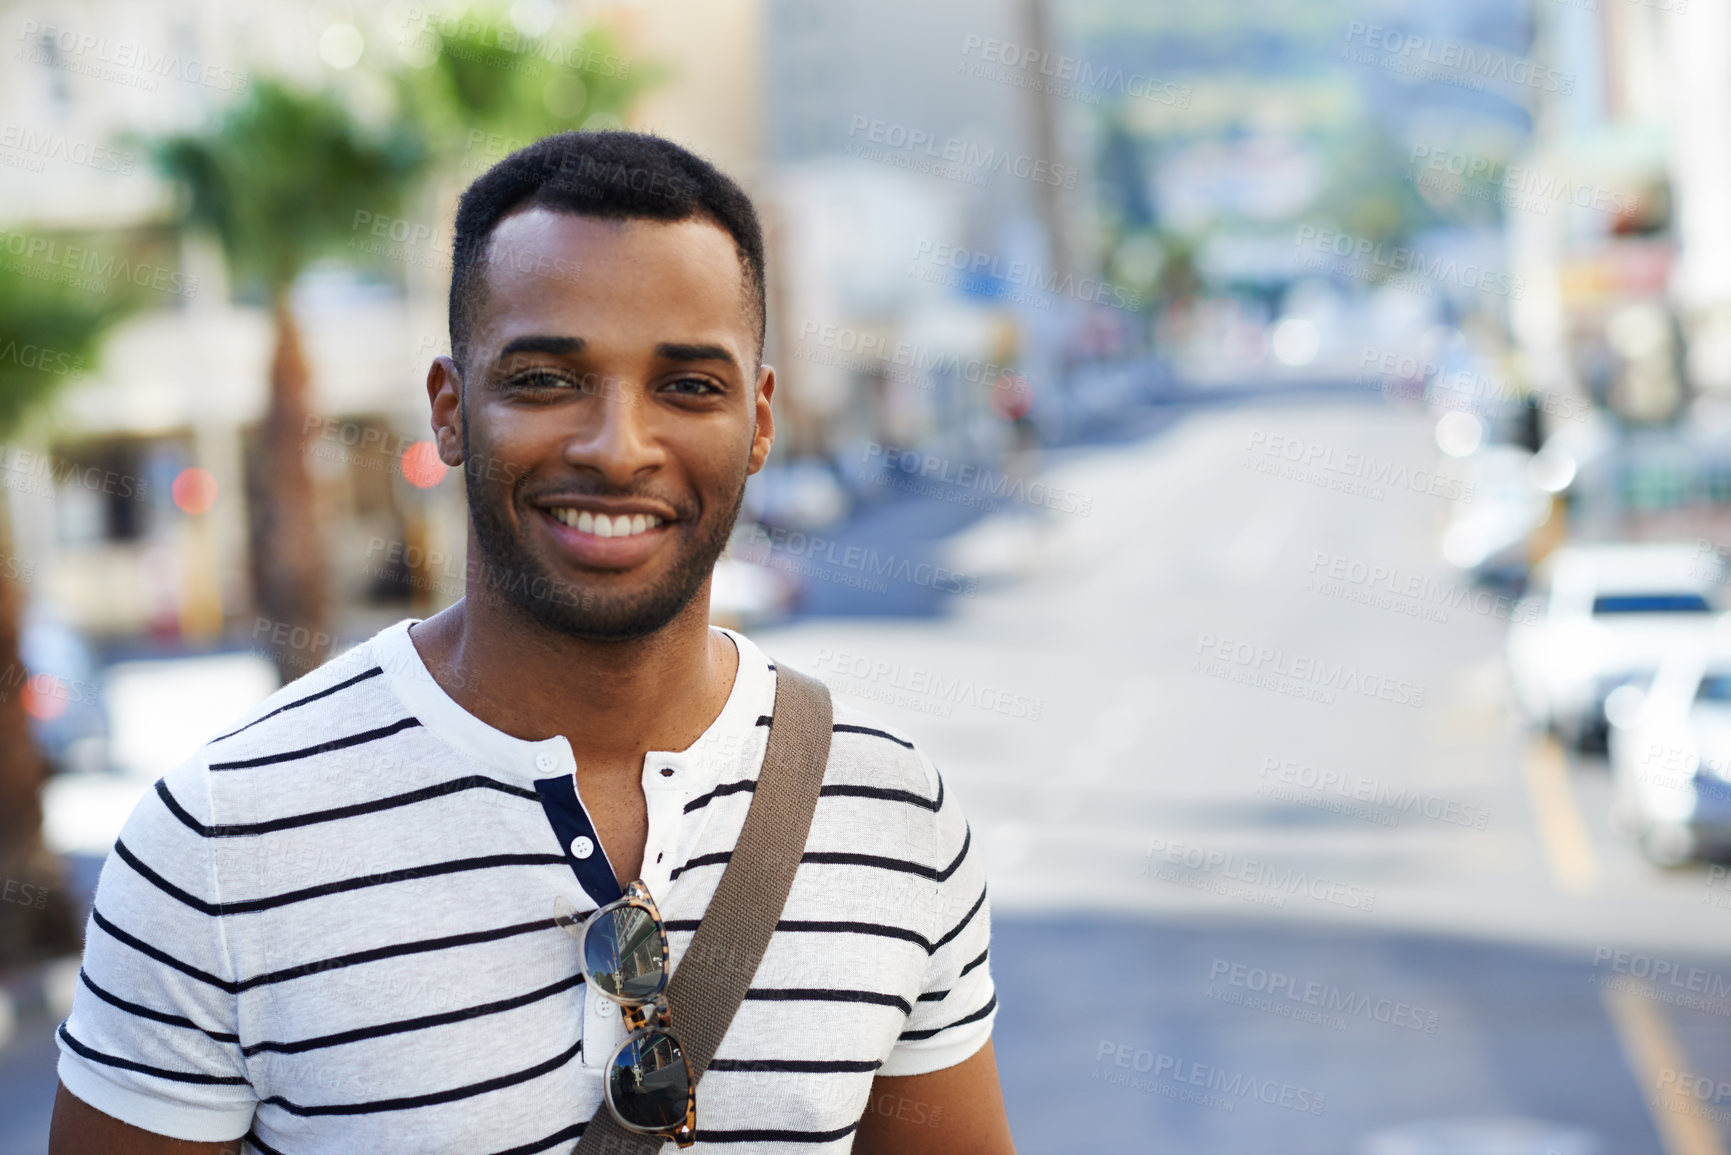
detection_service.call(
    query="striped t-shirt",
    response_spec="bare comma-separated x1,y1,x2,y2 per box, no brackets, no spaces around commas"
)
56,620,995,1153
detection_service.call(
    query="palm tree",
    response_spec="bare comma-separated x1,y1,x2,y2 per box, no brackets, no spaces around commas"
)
0,250,132,970
151,80,426,683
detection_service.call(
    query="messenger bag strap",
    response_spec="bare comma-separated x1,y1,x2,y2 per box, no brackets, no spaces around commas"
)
576,664,833,1155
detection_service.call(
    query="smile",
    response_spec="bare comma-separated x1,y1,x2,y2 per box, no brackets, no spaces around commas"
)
546,509,664,538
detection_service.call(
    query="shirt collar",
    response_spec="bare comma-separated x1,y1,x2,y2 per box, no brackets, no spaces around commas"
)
371,618,773,794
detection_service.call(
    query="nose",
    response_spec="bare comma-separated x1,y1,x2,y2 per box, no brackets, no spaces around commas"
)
561,377,664,486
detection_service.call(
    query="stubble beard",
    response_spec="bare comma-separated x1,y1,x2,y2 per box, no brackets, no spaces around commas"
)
462,422,748,642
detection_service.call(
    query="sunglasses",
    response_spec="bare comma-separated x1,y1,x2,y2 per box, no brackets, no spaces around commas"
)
554,880,696,1148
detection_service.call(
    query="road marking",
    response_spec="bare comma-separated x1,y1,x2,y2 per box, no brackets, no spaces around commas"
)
1602,981,1730,1155
1522,737,1599,894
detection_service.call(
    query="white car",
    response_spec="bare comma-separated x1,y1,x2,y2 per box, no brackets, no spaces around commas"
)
1507,543,1722,750
1607,620,1731,865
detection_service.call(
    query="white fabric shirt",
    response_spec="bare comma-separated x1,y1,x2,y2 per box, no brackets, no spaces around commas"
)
56,621,995,1153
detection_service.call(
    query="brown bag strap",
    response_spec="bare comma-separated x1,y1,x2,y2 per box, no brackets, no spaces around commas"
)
576,665,833,1155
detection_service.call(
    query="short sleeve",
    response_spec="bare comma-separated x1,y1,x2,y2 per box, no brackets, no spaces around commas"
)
55,754,259,1142
880,756,997,1077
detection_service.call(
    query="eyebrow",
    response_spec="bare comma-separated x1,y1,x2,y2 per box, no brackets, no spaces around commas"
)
497,335,585,359
656,342,740,372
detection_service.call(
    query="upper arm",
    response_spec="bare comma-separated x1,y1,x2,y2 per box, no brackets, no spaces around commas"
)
54,758,257,1144
50,1083,245,1155
852,1040,1015,1155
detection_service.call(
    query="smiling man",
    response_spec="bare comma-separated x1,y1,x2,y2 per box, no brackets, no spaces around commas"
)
48,133,1013,1154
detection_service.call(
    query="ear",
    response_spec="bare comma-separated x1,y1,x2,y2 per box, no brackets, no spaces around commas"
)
428,356,465,467
747,363,776,475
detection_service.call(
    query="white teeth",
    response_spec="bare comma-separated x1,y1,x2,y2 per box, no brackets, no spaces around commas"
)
549,509,664,536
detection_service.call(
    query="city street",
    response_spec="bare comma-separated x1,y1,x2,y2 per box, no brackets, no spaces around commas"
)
758,394,1731,1153
4,394,1728,1154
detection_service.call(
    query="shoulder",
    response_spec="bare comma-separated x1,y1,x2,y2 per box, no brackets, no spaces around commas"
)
196,621,414,769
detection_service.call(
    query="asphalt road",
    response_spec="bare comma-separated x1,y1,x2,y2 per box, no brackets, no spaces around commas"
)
758,395,1731,1153
5,394,1728,1154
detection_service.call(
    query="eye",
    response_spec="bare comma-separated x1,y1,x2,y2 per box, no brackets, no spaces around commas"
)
504,369,574,392
662,376,723,397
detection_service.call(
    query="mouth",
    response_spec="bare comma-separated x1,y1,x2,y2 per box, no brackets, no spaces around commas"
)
534,502,676,570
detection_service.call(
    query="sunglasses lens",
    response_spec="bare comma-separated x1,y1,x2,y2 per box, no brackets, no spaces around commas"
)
585,902,668,1001
609,1030,690,1130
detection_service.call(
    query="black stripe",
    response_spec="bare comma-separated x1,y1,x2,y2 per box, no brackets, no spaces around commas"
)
116,839,566,915
671,828,969,883
158,774,539,838
245,1131,287,1155
707,1058,882,1073
78,969,239,1045
831,723,914,749
260,1036,582,1116
917,990,949,1002
244,972,586,1056
239,918,561,991
92,905,561,992
699,1123,859,1144
932,887,988,954
57,1023,249,1086
210,667,384,743
209,717,422,771
91,907,239,992
820,781,942,811
487,1121,587,1155
683,779,945,816
898,994,997,1042
683,778,757,814
959,946,989,978
665,917,932,952
744,988,911,1014
755,714,772,727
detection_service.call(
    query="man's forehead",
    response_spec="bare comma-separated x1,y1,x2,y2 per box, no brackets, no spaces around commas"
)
471,208,755,360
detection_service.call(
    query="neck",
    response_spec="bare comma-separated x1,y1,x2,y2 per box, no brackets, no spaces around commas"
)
407,573,736,774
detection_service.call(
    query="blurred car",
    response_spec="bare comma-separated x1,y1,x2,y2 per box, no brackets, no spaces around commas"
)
1439,442,1552,591
1607,619,1731,865
20,612,109,776
1507,543,1722,751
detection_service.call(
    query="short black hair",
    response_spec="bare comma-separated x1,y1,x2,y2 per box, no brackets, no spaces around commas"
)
448,131,766,371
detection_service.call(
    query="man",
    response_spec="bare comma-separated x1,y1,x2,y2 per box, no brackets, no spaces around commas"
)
49,132,1014,1153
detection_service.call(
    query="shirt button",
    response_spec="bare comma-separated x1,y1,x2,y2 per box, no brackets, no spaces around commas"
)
536,751,558,772
570,836,595,859
596,997,617,1018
